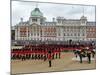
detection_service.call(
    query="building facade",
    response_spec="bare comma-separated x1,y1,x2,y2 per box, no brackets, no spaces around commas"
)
86,22,96,41
12,7,96,43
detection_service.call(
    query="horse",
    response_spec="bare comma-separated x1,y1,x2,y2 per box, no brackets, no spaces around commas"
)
73,49,95,63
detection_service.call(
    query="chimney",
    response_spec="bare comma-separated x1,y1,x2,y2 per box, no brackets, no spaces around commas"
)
20,17,23,22
52,17,55,22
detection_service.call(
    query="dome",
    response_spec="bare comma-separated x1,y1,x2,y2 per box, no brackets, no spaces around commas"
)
31,8,43,17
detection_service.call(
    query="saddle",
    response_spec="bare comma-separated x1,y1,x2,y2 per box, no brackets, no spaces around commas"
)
81,52,87,57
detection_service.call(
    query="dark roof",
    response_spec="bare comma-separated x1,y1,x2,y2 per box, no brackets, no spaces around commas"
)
17,21,29,26
62,19,80,24
87,22,96,26
44,22,56,25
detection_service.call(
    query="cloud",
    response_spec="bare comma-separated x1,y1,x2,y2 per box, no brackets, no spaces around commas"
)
12,1,96,26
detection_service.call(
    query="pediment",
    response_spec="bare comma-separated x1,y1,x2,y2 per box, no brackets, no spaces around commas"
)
30,23,39,26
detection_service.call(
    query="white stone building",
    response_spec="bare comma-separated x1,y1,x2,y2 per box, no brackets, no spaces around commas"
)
13,7,96,42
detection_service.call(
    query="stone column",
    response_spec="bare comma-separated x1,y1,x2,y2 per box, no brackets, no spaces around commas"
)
15,26,18,40
17,27,20,40
26,26,28,40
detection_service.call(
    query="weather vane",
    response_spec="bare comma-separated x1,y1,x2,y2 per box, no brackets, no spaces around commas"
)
36,2,38,8
82,7,84,16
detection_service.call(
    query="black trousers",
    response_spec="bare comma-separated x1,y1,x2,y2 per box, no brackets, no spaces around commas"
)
49,60,52,67
56,53,57,59
59,53,61,59
79,54,82,63
87,55,91,63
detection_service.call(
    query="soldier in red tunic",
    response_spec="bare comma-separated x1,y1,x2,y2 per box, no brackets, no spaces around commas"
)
55,48,58,59
48,50,52,67
43,47,47,61
58,47,61,59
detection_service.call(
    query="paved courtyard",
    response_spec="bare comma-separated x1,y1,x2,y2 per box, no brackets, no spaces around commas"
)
11,52,96,74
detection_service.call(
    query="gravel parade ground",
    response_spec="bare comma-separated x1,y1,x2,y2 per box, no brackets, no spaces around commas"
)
11,52,96,74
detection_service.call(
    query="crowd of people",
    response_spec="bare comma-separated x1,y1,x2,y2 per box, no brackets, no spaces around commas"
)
11,44,61,60
11,43,96,67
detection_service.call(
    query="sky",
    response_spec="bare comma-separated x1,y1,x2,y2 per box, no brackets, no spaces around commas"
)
12,0,96,26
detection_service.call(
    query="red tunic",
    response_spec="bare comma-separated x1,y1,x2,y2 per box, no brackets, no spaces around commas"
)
48,53,52,60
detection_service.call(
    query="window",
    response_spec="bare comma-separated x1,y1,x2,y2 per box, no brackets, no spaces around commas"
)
37,38,39,40
31,33,33,36
82,33,85,36
82,20,85,24
74,33,76,36
58,33,60,36
34,33,36,36
32,18,37,22
37,33,39,36
63,28,66,32
64,33,66,36
78,33,80,36
58,20,61,23
71,33,73,36
67,29,69,31
67,33,69,36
